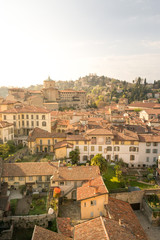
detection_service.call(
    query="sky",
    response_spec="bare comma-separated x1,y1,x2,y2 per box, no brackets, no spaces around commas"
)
0,0,160,87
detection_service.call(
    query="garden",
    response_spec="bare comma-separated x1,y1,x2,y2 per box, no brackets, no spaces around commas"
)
102,162,159,192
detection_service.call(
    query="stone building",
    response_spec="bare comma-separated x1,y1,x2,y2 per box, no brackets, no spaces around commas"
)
6,77,87,110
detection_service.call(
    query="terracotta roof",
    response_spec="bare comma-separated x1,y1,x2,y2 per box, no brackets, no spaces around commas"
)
138,133,160,142
129,101,159,109
52,166,100,181
57,217,73,238
86,129,113,136
2,162,58,177
114,129,139,141
32,225,72,240
105,197,148,240
77,176,108,201
1,105,50,113
66,135,89,141
54,140,73,149
0,121,13,128
141,109,160,115
27,127,53,142
74,217,108,240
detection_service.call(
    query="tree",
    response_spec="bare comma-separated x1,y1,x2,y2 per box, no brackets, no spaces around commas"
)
91,154,108,173
0,144,10,159
69,149,80,165
114,164,122,181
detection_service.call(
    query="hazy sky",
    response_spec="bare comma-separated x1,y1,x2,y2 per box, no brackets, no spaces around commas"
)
0,0,160,87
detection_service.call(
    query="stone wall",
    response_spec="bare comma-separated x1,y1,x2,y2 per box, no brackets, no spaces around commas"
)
142,199,160,226
109,190,145,206
2,213,56,228
0,224,13,240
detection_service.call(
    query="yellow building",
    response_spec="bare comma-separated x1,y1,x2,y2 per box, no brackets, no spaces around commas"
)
77,176,108,219
28,127,66,154
1,162,58,191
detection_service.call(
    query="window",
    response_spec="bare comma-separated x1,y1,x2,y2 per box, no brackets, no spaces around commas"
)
31,121,34,127
83,155,88,161
84,141,87,144
26,115,29,119
91,200,96,206
146,149,151,153
130,141,134,145
91,146,95,151
37,176,42,181
54,139,57,144
153,157,157,162
115,141,119,145
18,121,20,127
146,157,149,162
60,181,64,186
76,141,79,144
84,146,87,151
129,147,139,152
48,140,50,145
40,140,42,145
27,121,29,127
107,146,112,151
42,115,45,120
146,142,151,146
42,121,46,126
36,121,39,126
84,202,86,207
106,137,111,144
98,146,102,151
31,115,34,119
36,115,39,119
13,115,16,120
14,122,16,127
114,146,120,151
106,155,111,161
115,155,119,161
91,137,96,144
153,149,158,153
22,114,24,119
18,115,20,119
130,155,135,161
75,146,79,150
29,176,33,181
153,142,158,146
3,115,6,120
46,176,50,181
22,121,24,126
52,181,55,184
121,141,124,145
8,177,14,181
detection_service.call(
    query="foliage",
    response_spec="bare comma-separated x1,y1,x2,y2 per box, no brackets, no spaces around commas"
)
0,144,10,159
91,154,108,172
48,219,57,232
114,164,123,181
69,149,80,165
19,185,26,195
29,196,47,215
10,199,18,215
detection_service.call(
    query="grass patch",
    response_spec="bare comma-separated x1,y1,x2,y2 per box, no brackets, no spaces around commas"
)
103,166,123,191
29,196,47,215
10,199,18,215
129,181,159,189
